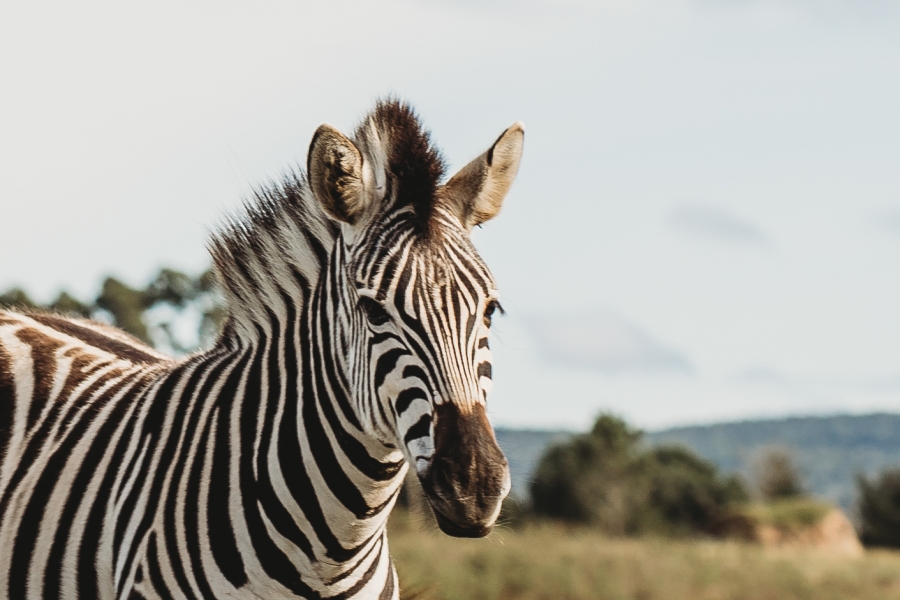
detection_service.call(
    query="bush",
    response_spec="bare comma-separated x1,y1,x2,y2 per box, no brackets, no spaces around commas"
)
530,414,747,537
857,468,900,548
530,415,646,534
640,446,749,535
741,498,830,532
1,268,224,352
754,447,804,501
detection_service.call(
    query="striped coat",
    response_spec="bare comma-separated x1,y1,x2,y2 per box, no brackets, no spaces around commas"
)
0,100,523,599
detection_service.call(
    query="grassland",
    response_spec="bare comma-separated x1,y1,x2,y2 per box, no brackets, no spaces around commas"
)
388,511,900,600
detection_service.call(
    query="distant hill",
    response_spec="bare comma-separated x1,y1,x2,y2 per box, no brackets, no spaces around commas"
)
495,413,900,511
494,429,571,502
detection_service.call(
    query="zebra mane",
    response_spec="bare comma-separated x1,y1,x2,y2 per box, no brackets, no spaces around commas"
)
208,99,446,341
354,99,446,230
208,173,338,341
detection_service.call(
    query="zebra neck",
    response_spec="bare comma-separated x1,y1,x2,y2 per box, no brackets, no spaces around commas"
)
209,177,339,344
202,190,405,588
174,312,401,594
295,260,407,546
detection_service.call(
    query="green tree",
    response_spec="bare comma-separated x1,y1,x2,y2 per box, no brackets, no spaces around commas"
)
531,414,645,532
641,446,749,535
0,288,37,311
1,287,90,318
95,277,151,343
755,447,804,501
1,267,225,352
531,414,748,537
857,469,900,548
48,291,91,318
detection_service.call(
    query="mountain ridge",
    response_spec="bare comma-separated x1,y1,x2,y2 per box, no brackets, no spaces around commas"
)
495,412,900,511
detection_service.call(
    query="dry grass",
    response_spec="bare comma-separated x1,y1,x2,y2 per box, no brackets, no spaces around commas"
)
388,510,900,600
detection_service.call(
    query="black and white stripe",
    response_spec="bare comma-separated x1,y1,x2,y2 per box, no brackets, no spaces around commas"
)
0,99,523,599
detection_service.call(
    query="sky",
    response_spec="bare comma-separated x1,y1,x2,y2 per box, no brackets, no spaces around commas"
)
2,0,900,430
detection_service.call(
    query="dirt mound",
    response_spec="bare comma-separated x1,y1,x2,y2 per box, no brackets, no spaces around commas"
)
754,508,863,556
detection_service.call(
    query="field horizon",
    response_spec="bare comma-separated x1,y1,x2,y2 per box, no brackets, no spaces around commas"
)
389,510,900,600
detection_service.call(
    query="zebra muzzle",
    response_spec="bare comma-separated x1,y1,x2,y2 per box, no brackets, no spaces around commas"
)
418,403,511,538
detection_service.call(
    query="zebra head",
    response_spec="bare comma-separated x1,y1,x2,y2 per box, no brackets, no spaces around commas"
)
307,101,522,538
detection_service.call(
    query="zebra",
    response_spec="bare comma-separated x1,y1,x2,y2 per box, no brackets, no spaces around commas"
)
0,99,523,599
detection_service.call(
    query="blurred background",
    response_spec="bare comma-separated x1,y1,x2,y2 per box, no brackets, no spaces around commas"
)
3,2,900,597
4,0,900,429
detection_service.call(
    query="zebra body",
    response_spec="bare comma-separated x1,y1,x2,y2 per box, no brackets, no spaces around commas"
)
0,100,523,599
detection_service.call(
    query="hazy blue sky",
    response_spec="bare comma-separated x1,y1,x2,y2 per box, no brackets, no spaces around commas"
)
2,0,900,429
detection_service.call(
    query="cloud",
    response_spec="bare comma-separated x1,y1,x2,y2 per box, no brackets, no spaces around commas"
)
873,209,900,238
521,312,692,374
668,205,768,245
732,367,791,386
733,366,900,393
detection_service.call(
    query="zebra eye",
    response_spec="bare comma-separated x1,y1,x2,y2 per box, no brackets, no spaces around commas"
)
359,296,391,326
484,300,504,326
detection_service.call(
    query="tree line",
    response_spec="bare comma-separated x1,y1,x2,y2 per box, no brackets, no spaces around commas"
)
527,414,801,538
5,272,900,545
524,413,900,547
0,268,223,354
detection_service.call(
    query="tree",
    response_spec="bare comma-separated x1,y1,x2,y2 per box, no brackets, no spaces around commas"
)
1,267,225,353
755,447,804,501
48,291,91,318
95,277,152,343
0,288,37,311
857,469,900,548
642,446,749,535
530,414,748,537
530,415,646,533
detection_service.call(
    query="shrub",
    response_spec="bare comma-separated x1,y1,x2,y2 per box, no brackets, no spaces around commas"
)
857,468,900,548
530,415,646,534
640,446,749,535
755,447,804,501
0,288,37,311
530,414,747,537
742,498,831,532
1,268,224,352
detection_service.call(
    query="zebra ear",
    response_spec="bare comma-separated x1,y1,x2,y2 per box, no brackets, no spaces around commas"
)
443,122,524,230
308,124,369,225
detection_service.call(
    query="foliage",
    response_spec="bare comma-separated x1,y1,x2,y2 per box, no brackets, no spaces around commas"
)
530,414,748,537
858,468,900,548
0,288,37,311
0,288,91,317
530,415,647,533
641,446,749,536
49,291,92,318
0,268,224,353
645,413,900,511
389,517,900,600
96,277,152,342
755,447,805,501
741,498,831,532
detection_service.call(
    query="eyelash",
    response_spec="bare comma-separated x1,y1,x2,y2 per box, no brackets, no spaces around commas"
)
358,296,391,326
484,300,504,326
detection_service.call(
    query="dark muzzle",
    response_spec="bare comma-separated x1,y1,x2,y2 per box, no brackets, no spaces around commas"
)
419,403,510,538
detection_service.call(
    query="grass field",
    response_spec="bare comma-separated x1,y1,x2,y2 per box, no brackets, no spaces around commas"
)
388,511,900,600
